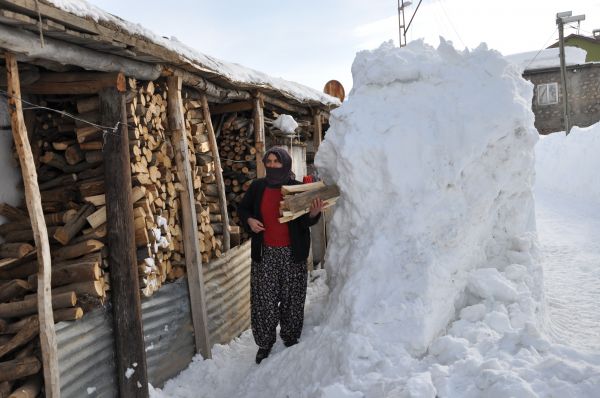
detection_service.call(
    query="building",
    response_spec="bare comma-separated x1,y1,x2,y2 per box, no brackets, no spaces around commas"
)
0,1,338,396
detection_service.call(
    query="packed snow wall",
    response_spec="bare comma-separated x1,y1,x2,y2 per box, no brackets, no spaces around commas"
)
316,40,540,355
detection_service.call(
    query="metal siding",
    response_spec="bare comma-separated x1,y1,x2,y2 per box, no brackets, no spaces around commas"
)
56,307,118,398
204,240,252,345
142,277,195,388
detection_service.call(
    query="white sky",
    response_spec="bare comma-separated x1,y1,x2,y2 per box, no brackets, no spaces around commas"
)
91,0,600,93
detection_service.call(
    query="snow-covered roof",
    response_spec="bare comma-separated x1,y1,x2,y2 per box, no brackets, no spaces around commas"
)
12,0,340,108
505,46,588,72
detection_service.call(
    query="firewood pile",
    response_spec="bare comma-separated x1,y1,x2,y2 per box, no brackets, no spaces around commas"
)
182,97,224,263
217,113,257,239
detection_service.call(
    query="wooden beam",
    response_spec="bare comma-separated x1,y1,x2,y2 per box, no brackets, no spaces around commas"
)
208,100,254,115
263,93,309,115
21,72,126,95
253,94,266,178
100,87,149,397
4,51,60,398
166,76,212,359
201,95,231,252
313,109,323,149
0,24,161,81
172,68,251,102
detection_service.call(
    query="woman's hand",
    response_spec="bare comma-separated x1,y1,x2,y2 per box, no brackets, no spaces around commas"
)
309,198,324,218
247,217,265,233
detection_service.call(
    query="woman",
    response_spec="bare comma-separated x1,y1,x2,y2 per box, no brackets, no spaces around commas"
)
238,147,323,364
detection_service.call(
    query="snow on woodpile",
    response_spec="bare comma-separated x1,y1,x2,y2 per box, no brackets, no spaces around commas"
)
45,0,340,106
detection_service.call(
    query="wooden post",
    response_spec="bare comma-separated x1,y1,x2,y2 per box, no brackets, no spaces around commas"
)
313,110,323,150
5,52,60,398
166,76,212,359
201,95,231,252
253,93,266,178
100,87,149,397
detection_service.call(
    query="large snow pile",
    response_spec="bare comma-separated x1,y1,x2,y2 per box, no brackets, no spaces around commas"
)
535,125,600,203
151,40,600,398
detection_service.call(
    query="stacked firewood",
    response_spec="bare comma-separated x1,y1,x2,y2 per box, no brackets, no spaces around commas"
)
126,79,183,291
217,113,257,237
279,182,340,223
183,98,223,263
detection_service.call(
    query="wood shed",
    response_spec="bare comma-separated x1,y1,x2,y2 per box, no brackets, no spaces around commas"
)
0,1,339,397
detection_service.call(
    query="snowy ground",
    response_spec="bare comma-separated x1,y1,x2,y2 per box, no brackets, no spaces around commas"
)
536,188,600,351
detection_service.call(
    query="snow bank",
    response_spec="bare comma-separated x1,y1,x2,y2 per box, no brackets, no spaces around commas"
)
535,125,600,203
151,40,600,397
506,46,588,73
46,0,339,106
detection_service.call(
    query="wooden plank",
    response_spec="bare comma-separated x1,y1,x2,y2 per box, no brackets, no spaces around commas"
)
208,100,253,115
253,94,266,178
166,76,211,359
21,72,126,95
100,87,149,397
201,95,231,252
4,51,60,397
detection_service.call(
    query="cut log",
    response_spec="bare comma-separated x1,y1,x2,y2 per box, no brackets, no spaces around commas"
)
53,307,84,323
21,72,126,95
86,206,106,229
28,260,101,288
53,239,104,261
0,243,34,259
53,204,95,245
0,280,31,303
65,144,84,165
7,374,41,398
77,96,100,114
281,181,325,195
0,204,28,222
0,357,41,383
0,317,39,360
0,291,76,319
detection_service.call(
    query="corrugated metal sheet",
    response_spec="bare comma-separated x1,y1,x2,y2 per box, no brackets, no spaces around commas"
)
204,240,252,345
142,277,195,388
56,307,117,398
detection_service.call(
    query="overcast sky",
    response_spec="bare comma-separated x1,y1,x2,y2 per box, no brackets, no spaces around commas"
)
91,0,600,93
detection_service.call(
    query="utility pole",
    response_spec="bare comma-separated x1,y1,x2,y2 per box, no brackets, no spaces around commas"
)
397,0,423,47
556,11,585,135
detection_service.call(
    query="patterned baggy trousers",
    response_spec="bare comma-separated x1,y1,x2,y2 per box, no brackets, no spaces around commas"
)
251,246,308,349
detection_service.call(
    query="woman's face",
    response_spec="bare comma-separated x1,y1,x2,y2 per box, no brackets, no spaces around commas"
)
265,153,283,168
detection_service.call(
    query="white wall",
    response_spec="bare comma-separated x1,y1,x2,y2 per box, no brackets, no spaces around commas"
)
0,97,23,225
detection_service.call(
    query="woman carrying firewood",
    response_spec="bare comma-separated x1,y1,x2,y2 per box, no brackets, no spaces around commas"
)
238,147,323,364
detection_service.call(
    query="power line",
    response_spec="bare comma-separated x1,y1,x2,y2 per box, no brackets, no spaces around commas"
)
523,27,560,71
435,0,467,48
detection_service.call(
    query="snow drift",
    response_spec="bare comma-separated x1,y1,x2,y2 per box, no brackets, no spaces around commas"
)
536,125,600,203
316,39,539,357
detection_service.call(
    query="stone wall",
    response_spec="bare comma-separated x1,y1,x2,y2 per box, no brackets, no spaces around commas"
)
525,64,600,134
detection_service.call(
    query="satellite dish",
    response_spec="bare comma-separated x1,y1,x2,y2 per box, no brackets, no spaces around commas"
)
323,80,346,102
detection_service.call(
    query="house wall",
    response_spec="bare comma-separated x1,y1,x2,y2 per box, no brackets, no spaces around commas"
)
0,97,23,226
525,64,600,134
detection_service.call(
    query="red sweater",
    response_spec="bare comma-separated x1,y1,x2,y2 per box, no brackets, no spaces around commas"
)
260,187,291,247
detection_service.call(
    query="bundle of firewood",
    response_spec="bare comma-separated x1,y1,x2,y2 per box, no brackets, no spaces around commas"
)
216,113,257,238
279,182,340,223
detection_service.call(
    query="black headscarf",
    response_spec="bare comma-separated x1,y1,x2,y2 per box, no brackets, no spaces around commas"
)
263,147,295,187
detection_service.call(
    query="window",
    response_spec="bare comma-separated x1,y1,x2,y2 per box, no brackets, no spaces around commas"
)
537,83,559,105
